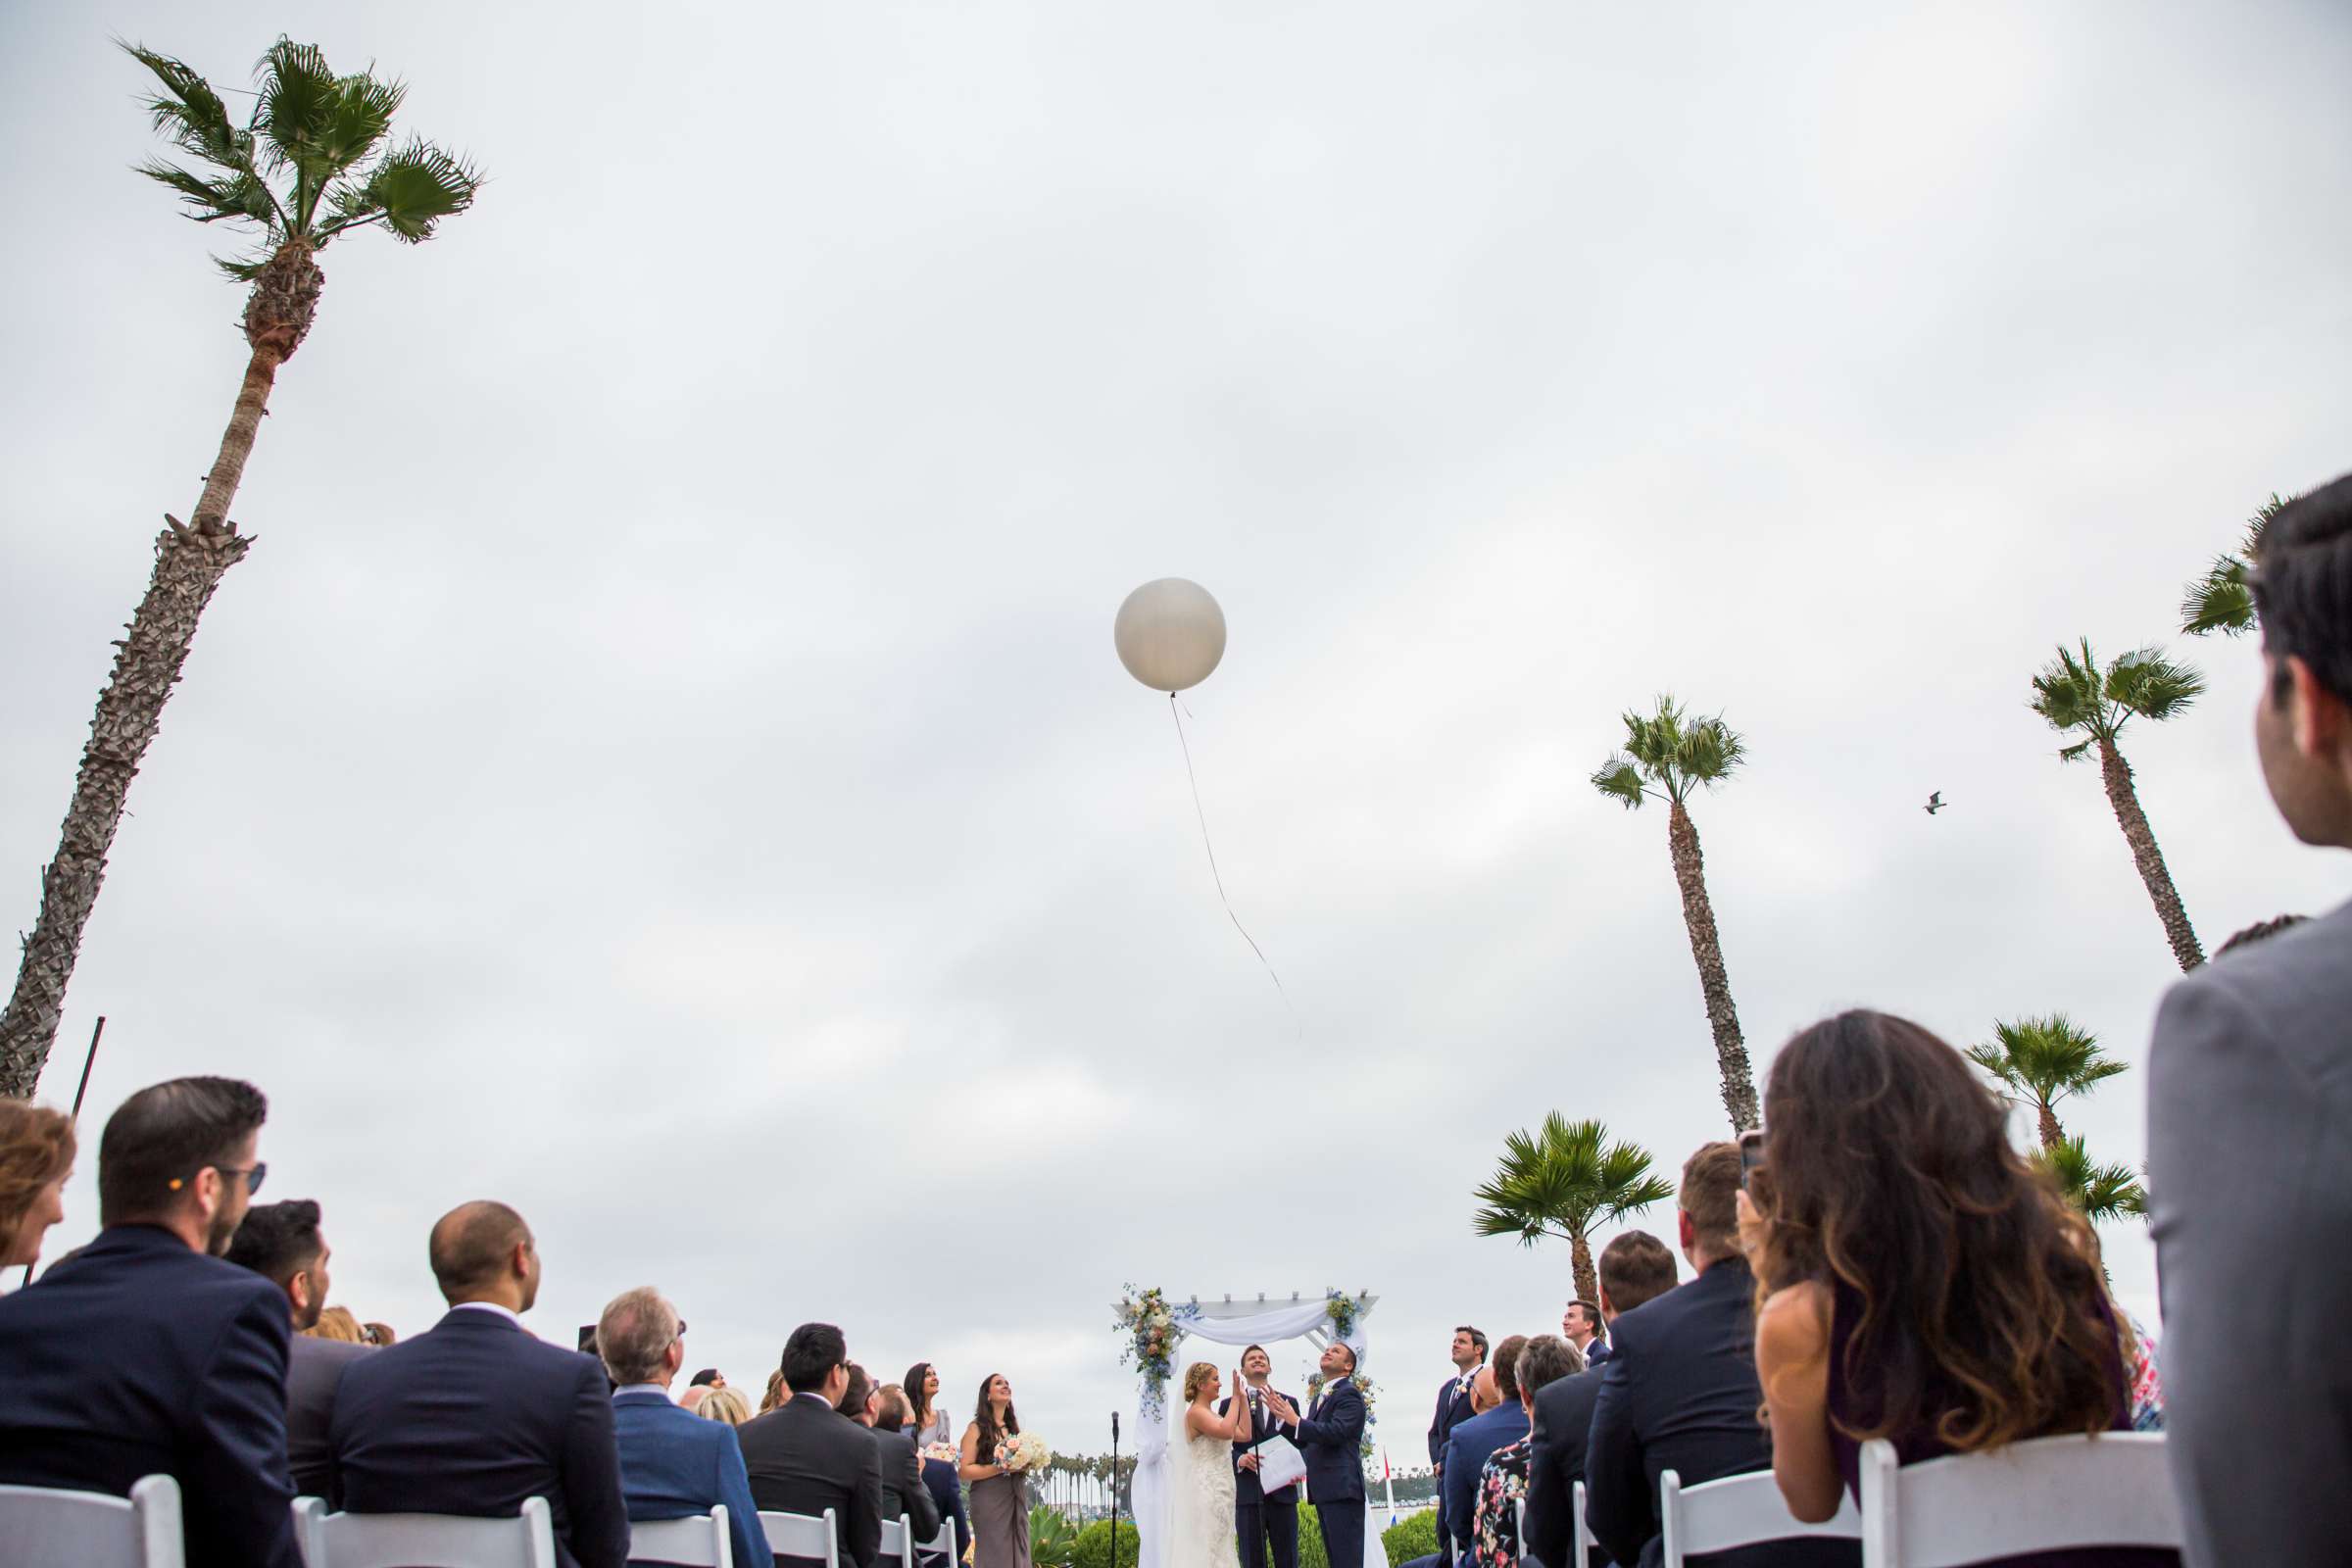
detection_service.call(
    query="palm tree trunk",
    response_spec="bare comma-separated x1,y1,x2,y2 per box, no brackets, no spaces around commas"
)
1666,800,1758,1131
2036,1102,2065,1151
1568,1230,1599,1321
0,346,283,1097
2094,738,2204,972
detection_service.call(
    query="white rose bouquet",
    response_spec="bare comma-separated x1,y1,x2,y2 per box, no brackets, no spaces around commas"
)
996,1432,1052,1473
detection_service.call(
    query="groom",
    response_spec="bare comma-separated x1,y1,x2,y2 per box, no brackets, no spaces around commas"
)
1222,1345,1299,1568
1263,1343,1366,1568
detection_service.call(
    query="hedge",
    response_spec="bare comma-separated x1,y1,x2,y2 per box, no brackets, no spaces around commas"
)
1070,1504,1437,1568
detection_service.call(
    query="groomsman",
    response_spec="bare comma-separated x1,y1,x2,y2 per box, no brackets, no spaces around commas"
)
1426,1326,1485,1566
1224,1345,1300,1568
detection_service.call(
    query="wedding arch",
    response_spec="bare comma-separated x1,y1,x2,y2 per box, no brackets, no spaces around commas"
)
1114,1289,1384,1568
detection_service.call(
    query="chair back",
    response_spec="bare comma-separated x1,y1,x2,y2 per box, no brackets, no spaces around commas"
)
304,1494,559,1568
878,1512,916,1568
1660,1467,1859,1567
758,1506,842,1568
919,1508,957,1564
630,1503,735,1567
1859,1432,2180,1566
0,1475,185,1568
1570,1480,1595,1568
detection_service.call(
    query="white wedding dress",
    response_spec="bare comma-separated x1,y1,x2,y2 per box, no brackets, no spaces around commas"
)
1161,1406,1242,1568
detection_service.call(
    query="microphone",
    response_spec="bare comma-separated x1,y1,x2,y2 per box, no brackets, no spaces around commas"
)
1111,1410,1120,1442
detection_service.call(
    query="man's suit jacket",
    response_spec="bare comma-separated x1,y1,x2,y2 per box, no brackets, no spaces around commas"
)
738,1392,886,1568
2151,898,2352,1568
872,1422,944,1541
0,1224,303,1568
1584,1256,1854,1568
330,1306,629,1568
1581,1340,1611,1369
612,1389,772,1568
918,1452,969,1565
1222,1387,1301,1508
1441,1402,1528,1554
1524,1368,1605,1568
1427,1373,1475,1466
286,1334,373,1501
1280,1379,1366,1503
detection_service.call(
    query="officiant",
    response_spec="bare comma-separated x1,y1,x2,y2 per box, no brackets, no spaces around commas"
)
1222,1345,1300,1568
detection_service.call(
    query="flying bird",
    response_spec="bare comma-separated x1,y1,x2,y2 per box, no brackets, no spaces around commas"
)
1925,791,1944,815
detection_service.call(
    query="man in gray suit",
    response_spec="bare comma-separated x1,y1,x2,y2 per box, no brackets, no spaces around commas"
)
2149,470,2352,1568
226,1199,373,1499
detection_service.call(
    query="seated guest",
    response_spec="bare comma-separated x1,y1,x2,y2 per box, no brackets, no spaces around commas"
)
0,1100,74,1272
838,1360,878,1421
0,1076,301,1568
737,1322,886,1568
330,1200,628,1568
304,1302,368,1343
1471,1335,1579,1568
698,1385,754,1426
599,1286,770,1568
1750,1012,2179,1567
1526,1232,1678,1568
1443,1335,1528,1562
226,1199,372,1500
869,1383,946,1541
1586,1142,1855,1568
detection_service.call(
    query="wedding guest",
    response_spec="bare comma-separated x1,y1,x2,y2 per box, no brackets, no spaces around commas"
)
226,1198,372,1500
0,1101,74,1273
872,1383,946,1541
305,1303,368,1343
1428,1325,1487,1567
905,1360,955,1446
838,1360,878,1420
2151,472,2352,1568
330,1200,628,1568
1526,1231,1679,1568
1226,1345,1301,1568
599,1287,771,1568
1444,1336,1528,1561
699,1386,754,1426
961,1372,1034,1568
362,1320,398,1347
739,1323,886,1568
692,1366,727,1391
0,1075,301,1568
1560,1299,1608,1367
1472,1335,1579,1568
1749,1013,2165,1566
1587,1144,1846,1568
761,1366,789,1413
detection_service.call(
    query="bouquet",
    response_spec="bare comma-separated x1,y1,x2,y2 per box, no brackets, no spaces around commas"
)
996,1432,1052,1473
920,1442,960,1465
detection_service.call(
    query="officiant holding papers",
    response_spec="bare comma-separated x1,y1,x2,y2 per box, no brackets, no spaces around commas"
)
1222,1345,1300,1568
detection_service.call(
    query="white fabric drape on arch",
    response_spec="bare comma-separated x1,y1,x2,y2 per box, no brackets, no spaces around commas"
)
1131,1300,1379,1568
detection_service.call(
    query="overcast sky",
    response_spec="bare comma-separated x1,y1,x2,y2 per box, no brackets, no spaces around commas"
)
4,1,2348,1454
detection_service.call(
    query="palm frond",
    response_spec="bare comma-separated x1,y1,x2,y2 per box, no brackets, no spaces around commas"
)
1591,756,1649,811
2037,1135,2148,1224
120,41,252,172
256,38,408,225
322,138,482,242
1677,712,1745,787
2030,639,2109,741
2180,555,2256,637
2106,646,2204,723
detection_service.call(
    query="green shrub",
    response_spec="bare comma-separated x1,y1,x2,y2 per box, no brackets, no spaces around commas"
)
1295,1502,1329,1568
1380,1510,1439,1567
1069,1520,1139,1568
1031,1507,1080,1568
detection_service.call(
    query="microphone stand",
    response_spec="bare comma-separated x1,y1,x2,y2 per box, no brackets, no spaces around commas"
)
1109,1410,1121,1568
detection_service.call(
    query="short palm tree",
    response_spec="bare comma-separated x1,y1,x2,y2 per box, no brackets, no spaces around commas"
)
0,40,479,1097
1965,1014,2130,1150
2180,493,2288,637
1592,697,1757,1130
2036,1135,2148,1225
1472,1113,1676,1313
2029,641,2207,972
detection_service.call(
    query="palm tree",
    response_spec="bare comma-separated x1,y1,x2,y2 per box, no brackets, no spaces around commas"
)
0,40,479,1097
2029,641,2207,972
1592,697,1758,1129
2036,1135,2148,1225
2180,493,2288,637
1472,1113,1676,1312
1964,1014,2131,1150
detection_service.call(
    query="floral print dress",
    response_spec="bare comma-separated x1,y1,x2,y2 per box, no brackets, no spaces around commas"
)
1471,1436,1533,1568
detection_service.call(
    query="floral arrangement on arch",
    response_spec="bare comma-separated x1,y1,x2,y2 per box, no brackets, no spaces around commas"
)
1115,1285,1183,1411
1323,1290,1363,1342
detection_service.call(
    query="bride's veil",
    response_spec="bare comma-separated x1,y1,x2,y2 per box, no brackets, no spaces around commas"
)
1157,1378,1206,1567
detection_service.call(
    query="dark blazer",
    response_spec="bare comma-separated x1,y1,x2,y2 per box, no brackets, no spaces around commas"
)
738,1392,886,1568
612,1388,771,1568
1223,1387,1301,1508
330,1305,629,1568
1427,1374,1476,1465
286,1334,373,1501
1584,1256,1855,1568
1280,1379,1366,1502
872,1422,944,1541
1582,1341,1612,1369
0,1224,304,1568
1524,1367,1606,1568
1442,1402,1529,1554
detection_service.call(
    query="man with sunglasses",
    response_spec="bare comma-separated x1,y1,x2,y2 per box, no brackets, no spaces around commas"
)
0,1074,303,1568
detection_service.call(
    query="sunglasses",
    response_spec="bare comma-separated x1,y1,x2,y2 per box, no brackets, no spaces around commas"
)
167,1161,268,1197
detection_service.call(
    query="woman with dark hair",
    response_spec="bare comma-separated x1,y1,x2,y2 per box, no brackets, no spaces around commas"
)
904,1360,953,1446
959,1373,1031,1568
0,1102,75,1276
1746,1009,2177,1566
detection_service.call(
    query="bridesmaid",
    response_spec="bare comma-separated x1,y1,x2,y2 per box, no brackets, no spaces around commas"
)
904,1361,954,1447
960,1373,1032,1568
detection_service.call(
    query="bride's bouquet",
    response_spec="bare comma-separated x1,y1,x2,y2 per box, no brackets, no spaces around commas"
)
996,1432,1052,1473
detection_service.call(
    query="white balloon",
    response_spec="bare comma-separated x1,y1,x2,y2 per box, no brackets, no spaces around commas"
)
1113,578,1227,694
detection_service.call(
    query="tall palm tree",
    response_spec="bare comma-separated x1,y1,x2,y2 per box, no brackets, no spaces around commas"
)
1592,697,1758,1129
2035,1135,2148,1225
1472,1113,1676,1312
1964,1014,2130,1150
2029,641,2206,972
0,40,479,1098
2180,493,2288,637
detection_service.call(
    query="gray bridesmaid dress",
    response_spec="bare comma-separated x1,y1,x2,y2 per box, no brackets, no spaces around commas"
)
968,1423,1033,1568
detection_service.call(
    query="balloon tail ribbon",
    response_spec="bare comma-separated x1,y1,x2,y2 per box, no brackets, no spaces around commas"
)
1169,693,1298,1033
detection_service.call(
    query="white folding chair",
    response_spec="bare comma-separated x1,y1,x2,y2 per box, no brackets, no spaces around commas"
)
1570,1480,1595,1568
0,1474,184,1568
631,1504,735,1566
919,1509,957,1565
1859,1432,2180,1566
759,1506,842,1568
878,1511,915,1568
1660,1467,1859,1567
302,1494,558,1568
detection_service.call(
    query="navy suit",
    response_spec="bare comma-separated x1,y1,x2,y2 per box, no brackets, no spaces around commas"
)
1582,1341,1612,1369
1442,1403,1528,1558
1427,1374,1476,1565
1281,1379,1365,1568
330,1306,630,1568
0,1224,303,1568
1223,1387,1300,1568
1523,1368,1605,1568
1584,1257,1856,1568
918,1453,970,1567
612,1388,771,1568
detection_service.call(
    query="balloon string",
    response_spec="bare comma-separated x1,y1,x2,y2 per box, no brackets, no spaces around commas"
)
1169,693,1298,1031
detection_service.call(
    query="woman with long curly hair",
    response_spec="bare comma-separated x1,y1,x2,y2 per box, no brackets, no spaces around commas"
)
0,1102,75,1275
959,1373,1031,1568
1747,1010,2176,1565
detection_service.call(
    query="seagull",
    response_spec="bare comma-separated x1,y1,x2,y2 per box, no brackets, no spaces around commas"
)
1925,791,1944,815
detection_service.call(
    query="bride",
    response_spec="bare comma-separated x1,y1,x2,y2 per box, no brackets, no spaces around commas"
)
1163,1361,1254,1568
